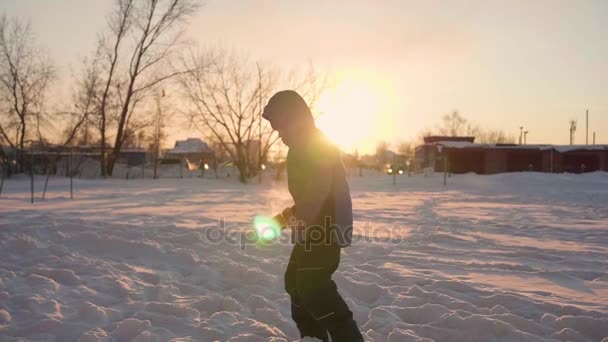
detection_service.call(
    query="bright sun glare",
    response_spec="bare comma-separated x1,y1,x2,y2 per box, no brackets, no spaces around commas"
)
315,71,396,154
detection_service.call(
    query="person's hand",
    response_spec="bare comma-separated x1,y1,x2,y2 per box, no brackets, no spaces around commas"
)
272,213,287,229
273,206,294,230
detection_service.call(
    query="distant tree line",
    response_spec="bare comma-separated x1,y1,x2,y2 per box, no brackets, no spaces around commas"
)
0,0,323,183
428,111,516,144
362,111,516,171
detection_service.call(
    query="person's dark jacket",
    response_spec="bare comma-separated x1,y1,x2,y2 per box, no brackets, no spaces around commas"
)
286,129,353,247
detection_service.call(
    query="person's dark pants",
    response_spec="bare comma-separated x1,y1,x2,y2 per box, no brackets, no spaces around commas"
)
284,242,363,341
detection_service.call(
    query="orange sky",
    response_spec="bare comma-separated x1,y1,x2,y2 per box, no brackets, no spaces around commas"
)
3,0,608,153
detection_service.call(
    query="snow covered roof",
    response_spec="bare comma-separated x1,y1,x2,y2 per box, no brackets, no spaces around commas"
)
121,148,146,153
436,141,479,149
549,145,608,152
169,138,211,154
424,136,475,144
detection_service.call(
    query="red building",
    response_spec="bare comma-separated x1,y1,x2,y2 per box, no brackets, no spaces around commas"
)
415,137,608,174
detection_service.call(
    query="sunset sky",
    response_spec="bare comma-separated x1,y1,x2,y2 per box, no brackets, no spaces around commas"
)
3,0,607,153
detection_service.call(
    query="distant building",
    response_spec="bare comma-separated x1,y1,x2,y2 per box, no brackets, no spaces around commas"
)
165,138,214,168
415,136,608,174
119,148,147,166
1,144,15,158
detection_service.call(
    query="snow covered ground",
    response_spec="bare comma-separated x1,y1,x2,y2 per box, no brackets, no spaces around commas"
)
1,172,607,341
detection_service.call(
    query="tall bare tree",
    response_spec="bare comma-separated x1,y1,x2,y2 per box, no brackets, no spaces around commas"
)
375,141,390,167
476,129,515,144
0,14,54,170
438,111,478,137
179,50,323,183
179,51,274,183
430,111,514,144
93,0,200,176
96,0,133,176
59,54,103,147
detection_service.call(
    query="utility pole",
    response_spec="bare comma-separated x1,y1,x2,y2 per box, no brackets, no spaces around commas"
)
30,144,34,204
443,156,448,186
70,147,73,200
524,131,529,145
586,109,589,145
519,126,524,145
593,132,596,145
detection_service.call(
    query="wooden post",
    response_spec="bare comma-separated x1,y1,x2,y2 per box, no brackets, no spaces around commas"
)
443,156,447,186
30,147,34,204
153,155,158,179
392,157,396,185
0,160,5,198
448,159,451,178
42,157,51,200
179,158,183,179
42,172,50,199
70,148,73,200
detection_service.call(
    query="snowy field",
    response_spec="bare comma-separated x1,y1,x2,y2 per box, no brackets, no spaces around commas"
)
1,172,607,342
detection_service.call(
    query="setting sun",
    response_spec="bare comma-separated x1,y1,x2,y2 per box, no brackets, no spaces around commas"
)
315,71,397,154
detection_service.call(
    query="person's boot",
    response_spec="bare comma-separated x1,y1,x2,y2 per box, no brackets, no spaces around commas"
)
291,295,329,342
327,318,364,342
296,321,329,342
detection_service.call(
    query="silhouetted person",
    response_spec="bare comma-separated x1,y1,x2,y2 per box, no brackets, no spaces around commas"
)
263,90,363,342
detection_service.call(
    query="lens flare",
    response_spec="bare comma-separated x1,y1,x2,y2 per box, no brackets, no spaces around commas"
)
253,215,281,242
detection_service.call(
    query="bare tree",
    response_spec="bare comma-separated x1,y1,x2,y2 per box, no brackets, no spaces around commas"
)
375,141,390,167
438,111,465,136
179,50,322,183
397,141,415,160
437,111,479,137
119,96,151,148
416,128,433,146
58,54,103,147
93,0,200,176
476,129,515,144
207,138,230,178
0,14,54,171
94,0,133,176
179,51,275,183
428,111,514,144
284,62,326,116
